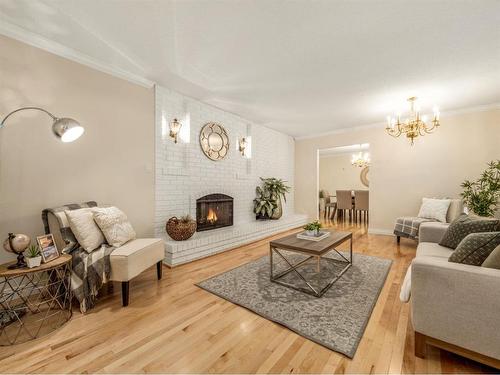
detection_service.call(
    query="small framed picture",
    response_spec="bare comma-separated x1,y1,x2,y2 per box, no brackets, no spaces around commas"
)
36,234,60,263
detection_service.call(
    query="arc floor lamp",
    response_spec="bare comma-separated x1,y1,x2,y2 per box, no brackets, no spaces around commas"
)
0,106,84,142
0,107,84,268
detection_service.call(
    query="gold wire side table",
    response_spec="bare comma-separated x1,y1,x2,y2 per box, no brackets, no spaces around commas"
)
0,255,72,345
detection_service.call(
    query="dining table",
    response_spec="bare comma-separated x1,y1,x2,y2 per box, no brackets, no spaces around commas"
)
322,190,367,222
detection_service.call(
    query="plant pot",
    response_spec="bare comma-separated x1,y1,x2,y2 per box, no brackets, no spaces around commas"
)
166,217,197,241
306,229,318,236
270,197,283,220
256,213,270,221
26,256,42,268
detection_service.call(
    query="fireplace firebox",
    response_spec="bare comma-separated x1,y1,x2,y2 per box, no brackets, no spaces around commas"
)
196,194,233,232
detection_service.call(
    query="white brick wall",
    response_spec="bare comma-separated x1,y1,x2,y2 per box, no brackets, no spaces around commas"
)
154,85,306,265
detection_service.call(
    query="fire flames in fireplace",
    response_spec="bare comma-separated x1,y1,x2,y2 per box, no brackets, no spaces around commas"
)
196,194,233,232
207,208,218,224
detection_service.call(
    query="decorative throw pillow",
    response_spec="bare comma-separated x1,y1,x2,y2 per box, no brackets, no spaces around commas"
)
92,207,136,247
65,208,105,253
417,198,451,223
446,199,464,223
482,244,500,270
439,214,500,249
449,232,500,266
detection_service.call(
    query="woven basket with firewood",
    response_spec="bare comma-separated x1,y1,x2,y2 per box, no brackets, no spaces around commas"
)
165,216,197,241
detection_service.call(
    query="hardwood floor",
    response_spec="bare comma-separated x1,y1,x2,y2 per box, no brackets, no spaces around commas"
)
0,220,496,374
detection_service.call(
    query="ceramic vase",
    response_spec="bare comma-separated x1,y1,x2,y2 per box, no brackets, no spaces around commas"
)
26,256,42,268
271,197,283,220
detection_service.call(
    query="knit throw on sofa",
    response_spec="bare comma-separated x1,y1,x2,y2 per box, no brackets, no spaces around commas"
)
394,216,436,240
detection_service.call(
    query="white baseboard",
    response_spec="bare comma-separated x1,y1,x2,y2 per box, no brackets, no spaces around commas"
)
368,228,395,236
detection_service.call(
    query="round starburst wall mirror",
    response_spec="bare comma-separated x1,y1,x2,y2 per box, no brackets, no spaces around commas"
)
199,122,230,161
360,166,370,187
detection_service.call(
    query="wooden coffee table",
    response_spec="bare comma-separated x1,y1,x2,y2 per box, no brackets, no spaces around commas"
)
269,230,353,297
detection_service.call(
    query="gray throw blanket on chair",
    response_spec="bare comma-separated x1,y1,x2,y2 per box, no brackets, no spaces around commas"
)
42,202,113,313
394,216,436,241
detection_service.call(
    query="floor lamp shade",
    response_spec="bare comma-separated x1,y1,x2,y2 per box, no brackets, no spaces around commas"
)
52,117,84,142
0,107,84,142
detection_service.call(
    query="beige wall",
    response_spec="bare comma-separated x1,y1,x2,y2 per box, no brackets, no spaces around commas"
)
0,35,155,263
295,108,500,233
319,154,367,196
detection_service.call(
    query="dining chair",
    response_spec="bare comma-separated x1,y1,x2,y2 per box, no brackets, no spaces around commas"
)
336,190,353,222
354,190,369,224
322,190,337,220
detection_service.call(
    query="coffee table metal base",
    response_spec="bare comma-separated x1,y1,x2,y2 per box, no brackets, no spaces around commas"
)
269,240,352,298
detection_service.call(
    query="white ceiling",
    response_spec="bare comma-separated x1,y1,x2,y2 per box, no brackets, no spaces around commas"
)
1,0,499,137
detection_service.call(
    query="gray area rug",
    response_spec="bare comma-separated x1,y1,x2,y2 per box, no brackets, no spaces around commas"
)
197,252,392,358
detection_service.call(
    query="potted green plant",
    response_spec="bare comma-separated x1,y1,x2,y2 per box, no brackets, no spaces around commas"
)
461,160,500,217
25,244,42,268
259,177,291,220
253,186,277,220
303,220,322,236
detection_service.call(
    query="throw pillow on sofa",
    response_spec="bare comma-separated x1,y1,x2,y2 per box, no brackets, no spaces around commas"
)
446,199,464,223
65,208,106,253
439,214,500,249
417,198,451,223
449,232,500,266
92,206,136,247
482,244,500,270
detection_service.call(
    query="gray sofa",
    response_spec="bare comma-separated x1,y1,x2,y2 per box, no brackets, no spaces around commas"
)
411,222,500,368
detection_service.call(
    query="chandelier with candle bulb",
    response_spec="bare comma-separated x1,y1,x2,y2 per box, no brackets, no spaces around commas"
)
385,97,440,145
351,151,370,168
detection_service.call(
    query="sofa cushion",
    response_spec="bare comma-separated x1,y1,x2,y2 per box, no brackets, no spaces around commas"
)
65,208,105,253
446,199,463,223
439,214,499,249
416,242,454,259
417,198,451,223
110,238,164,281
482,245,500,270
418,222,449,244
449,232,500,266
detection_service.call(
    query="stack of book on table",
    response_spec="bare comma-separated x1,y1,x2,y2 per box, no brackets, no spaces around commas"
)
296,231,331,242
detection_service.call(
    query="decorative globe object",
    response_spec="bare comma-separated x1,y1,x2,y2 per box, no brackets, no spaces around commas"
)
3,233,30,269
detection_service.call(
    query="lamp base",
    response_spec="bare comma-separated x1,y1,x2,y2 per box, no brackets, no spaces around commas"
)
7,253,27,270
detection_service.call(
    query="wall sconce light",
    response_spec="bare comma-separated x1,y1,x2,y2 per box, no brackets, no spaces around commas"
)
238,136,251,158
238,137,248,156
169,118,182,143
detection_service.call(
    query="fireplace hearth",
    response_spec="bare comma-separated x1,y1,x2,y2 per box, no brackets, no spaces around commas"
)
196,194,233,231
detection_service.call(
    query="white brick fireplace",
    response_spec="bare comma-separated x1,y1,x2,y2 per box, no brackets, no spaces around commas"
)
155,86,307,266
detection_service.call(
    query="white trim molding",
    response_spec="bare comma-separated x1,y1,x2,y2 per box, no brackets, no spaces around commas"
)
2,18,499,138
0,19,155,88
